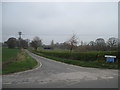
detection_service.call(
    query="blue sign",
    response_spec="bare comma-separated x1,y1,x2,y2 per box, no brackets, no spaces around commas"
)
106,58,114,62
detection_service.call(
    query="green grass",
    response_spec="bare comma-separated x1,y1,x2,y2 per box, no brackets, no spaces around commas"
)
2,48,20,61
35,49,118,62
2,48,38,74
31,49,118,69
0,47,2,59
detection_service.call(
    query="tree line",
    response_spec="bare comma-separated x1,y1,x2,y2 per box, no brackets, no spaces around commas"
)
2,35,119,52
53,35,118,52
3,37,29,49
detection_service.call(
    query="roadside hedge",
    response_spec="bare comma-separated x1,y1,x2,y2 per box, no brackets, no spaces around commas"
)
36,50,118,62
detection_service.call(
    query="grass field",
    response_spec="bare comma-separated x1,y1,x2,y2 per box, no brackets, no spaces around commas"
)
2,48,20,62
2,48,38,74
31,49,118,69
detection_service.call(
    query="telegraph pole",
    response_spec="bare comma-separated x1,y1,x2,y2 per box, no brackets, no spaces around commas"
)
18,32,22,48
18,32,22,40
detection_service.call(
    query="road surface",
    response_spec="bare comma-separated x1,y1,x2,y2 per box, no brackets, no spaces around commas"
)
2,50,118,88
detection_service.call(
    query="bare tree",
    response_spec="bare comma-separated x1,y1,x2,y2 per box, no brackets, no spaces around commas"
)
107,37,117,47
80,41,84,46
51,40,54,49
66,34,78,53
88,41,96,50
95,38,106,51
89,41,96,46
20,39,29,49
30,36,42,50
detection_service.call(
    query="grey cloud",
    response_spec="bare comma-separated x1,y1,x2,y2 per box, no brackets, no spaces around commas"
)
2,2,118,44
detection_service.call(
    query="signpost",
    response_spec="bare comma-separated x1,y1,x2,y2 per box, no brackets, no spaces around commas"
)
105,55,116,62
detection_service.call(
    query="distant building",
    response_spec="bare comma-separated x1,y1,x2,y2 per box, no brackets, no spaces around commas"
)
43,45,53,49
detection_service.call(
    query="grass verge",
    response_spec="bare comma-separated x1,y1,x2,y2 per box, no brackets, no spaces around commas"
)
31,50,118,69
2,48,38,74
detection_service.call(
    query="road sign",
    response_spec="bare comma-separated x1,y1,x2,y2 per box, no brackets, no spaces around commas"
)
105,55,116,62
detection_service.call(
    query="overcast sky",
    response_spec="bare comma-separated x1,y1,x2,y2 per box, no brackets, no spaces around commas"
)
2,2,118,44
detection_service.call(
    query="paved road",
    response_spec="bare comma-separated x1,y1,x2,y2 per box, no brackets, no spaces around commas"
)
2,50,118,88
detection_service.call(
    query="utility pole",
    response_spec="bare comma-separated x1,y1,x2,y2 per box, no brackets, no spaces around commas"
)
18,32,22,48
18,32,22,40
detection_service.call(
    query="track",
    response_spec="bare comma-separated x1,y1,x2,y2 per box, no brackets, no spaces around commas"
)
2,50,118,88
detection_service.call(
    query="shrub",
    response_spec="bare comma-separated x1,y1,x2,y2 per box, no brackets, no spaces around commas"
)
36,50,118,62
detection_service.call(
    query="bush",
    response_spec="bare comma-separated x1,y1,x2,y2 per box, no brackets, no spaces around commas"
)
36,50,118,62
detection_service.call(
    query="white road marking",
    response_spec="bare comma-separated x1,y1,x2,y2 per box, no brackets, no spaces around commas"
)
101,76,114,79
66,68,78,72
3,83,11,85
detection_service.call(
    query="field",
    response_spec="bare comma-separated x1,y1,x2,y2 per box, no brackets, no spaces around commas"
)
2,48,38,74
31,49,118,69
2,48,20,62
